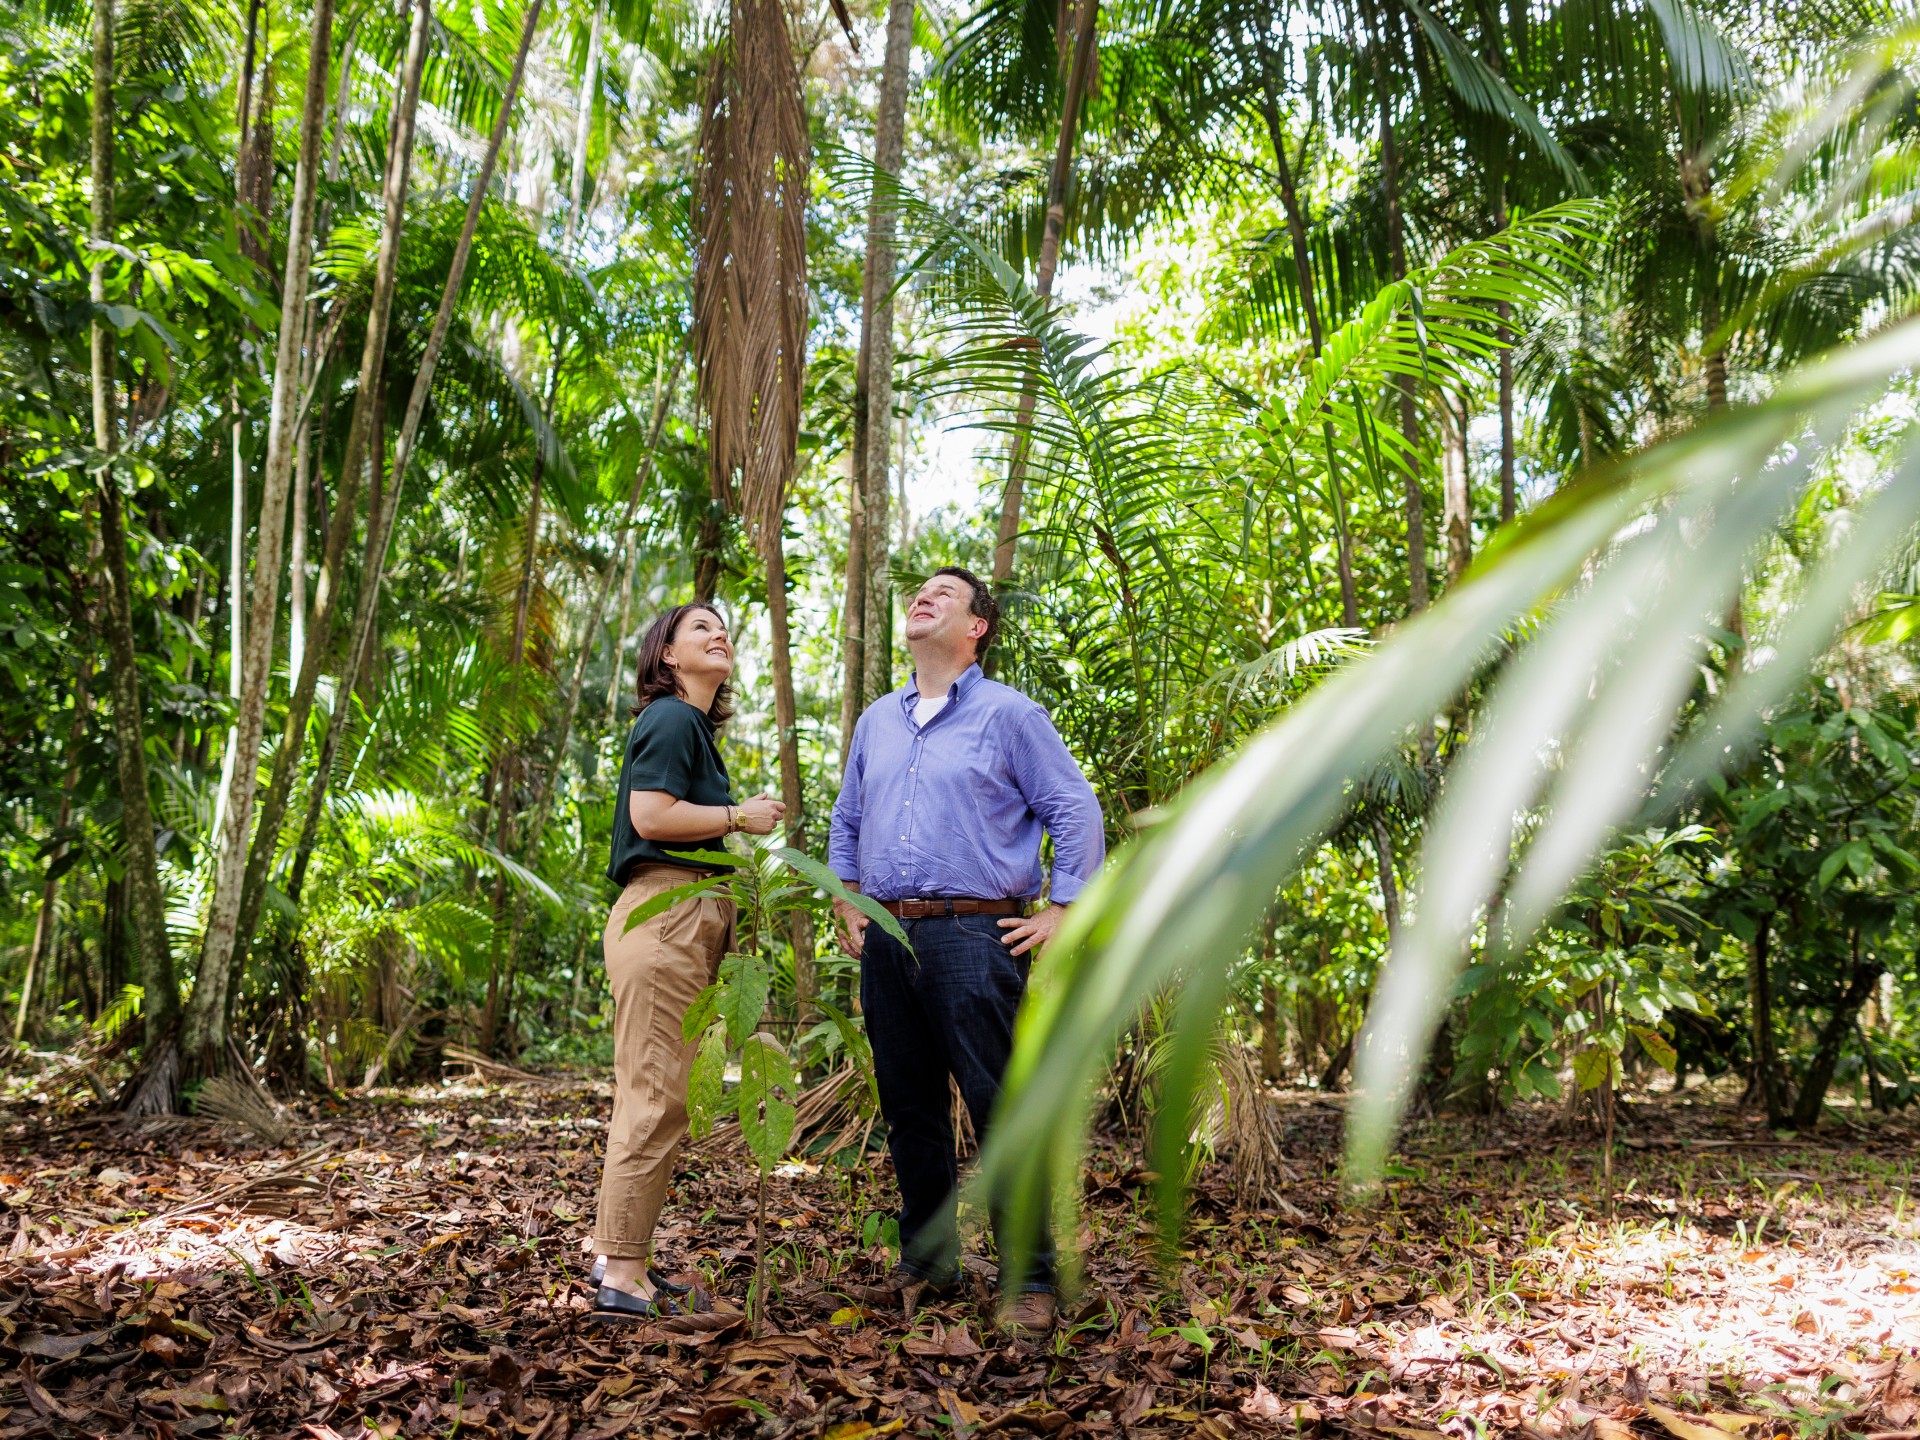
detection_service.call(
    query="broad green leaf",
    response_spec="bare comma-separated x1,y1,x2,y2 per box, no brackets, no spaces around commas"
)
1630,1025,1680,1073
686,1025,729,1140
718,951,774,1048
739,1034,796,1169
1572,1047,1615,1092
769,845,915,952
620,875,726,935
664,847,739,869
682,982,723,1043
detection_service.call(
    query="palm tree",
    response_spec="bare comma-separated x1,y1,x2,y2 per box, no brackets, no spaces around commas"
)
964,16,1920,1263
692,0,816,1007
841,0,917,737
88,0,180,1065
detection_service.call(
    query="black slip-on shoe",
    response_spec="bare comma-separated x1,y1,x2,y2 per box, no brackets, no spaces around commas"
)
587,1255,691,1297
589,1284,682,1323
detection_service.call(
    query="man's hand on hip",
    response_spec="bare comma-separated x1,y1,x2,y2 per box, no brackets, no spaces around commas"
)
833,898,870,958
997,903,1066,958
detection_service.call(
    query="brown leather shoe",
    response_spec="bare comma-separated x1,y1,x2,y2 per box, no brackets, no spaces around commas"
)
843,1267,958,1320
1000,1290,1057,1338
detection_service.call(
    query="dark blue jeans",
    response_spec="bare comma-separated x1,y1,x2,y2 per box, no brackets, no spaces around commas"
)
861,914,1057,1294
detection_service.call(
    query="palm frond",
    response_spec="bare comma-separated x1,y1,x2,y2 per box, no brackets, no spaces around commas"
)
972,310,1920,1275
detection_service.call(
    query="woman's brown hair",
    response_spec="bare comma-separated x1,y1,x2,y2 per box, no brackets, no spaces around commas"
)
632,603,735,723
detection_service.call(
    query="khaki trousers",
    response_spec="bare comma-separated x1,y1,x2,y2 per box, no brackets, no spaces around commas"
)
592,864,735,1260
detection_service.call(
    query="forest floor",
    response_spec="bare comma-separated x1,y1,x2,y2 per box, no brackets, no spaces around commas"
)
1,1072,1916,1440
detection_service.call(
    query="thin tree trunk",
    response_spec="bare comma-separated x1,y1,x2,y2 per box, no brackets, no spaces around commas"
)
1442,393,1471,586
217,8,275,821
1369,814,1400,936
766,537,817,1016
1253,38,1322,355
15,690,87,1044
480,369,555,1054
839,448,866,765
606,530,639,711
857,0,914,704
240,0,544,958
289,404,310,675
89,0,178,1059
182,0,345,1067
990,0,1098,587
897,408,910,552
1365,0,1425,612
564,0,603,246
1260,977,1283,1084
1497,304,1515,522
1791,947,1883,1130
1747,911,1783,1124
695,476,725,602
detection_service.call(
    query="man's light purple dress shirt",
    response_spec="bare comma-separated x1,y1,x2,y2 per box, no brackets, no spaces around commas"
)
828,664,1105,904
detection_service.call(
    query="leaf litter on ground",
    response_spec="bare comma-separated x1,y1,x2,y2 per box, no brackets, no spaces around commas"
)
1,1077,1915,1439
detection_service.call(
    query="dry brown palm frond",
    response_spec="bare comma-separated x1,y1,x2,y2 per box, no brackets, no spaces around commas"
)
692,0,809,558
192,1072,296,1147
1214,1042,1291,1208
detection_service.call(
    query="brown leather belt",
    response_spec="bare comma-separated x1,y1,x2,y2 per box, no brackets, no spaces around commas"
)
878,897,1026,919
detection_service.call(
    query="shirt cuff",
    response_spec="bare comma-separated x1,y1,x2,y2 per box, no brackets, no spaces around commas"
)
1048,870,1092,905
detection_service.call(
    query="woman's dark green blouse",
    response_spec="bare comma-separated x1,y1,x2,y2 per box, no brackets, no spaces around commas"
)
607,697,735,883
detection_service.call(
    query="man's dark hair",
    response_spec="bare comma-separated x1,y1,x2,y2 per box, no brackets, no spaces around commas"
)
933,565,999,660
633,602,735,723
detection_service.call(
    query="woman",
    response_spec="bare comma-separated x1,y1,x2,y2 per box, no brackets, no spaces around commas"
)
589,602,784,1321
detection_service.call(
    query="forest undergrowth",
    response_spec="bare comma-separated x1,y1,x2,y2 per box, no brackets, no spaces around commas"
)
2,1078,1915,1440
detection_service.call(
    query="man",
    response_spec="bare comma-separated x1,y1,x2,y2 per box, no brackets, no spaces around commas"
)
829,565,1105,1337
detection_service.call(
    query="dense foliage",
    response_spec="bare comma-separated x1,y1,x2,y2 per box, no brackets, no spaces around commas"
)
3,0,1917,1161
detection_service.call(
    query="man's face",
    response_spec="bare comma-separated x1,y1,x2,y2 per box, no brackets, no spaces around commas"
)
904,574,986,657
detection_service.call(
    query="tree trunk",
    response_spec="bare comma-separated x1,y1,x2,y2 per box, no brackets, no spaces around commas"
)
479,366,555,1055
237,0,543,964
182,0,347,1068
766,537,817,1016
1442,393,1471,586
564,0,604,246
695,481,725,602
1365,0,1425,612
1252,38,1322,355
89,0,178,1057
1704,346,1730,412
289,399,310,676
1747,911,1784,1124
1369,814,1400,937
1790,949,1883,1131
857,0,914,705
213,0,267,846
990,0,1098,587
1497,304,1515,522
839,448,866,765
1260,978,1283,1083
15,680,90,1043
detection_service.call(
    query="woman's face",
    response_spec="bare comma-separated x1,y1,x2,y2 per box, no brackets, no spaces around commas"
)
663,607,734,691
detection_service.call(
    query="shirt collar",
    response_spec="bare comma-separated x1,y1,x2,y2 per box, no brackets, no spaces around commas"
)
904,663,984,709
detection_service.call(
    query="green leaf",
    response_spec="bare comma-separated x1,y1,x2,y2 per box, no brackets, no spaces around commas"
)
686,1025,729,1140
739,1034,796,1170
816,999,880,1111
620,875,727,935
664,847,739,869
768,845,915,953
1572,1047,1615,1092
718,951,773,1048
682,983,723,1044
1629,1025,1679,1072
